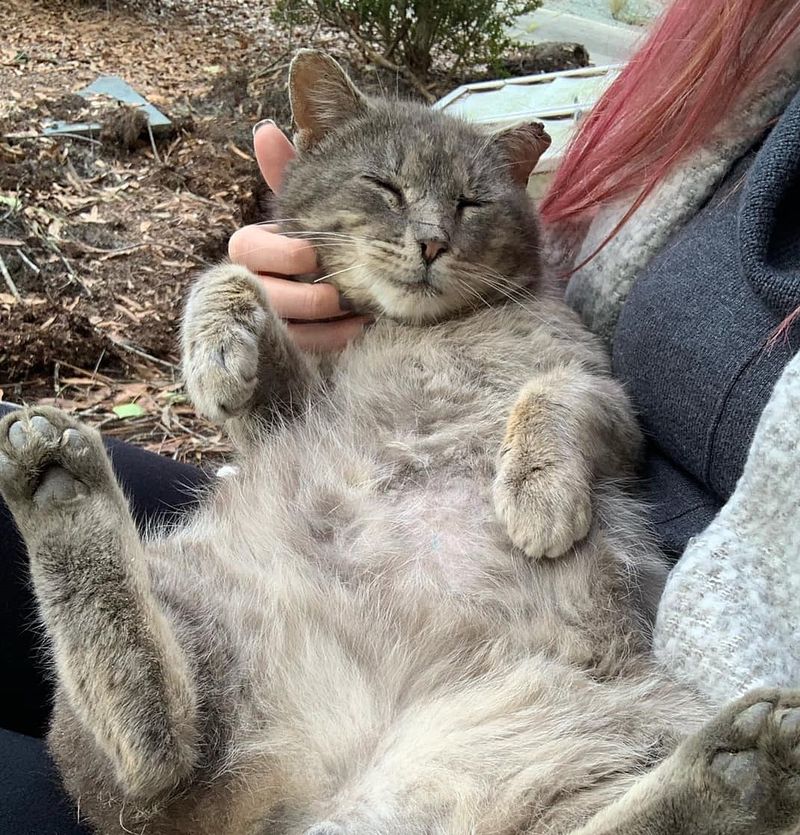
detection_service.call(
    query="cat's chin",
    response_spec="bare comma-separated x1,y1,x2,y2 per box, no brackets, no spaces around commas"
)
369,281,472,324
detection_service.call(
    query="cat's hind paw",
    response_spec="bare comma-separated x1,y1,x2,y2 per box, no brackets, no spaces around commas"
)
182,265,269,424
686,689,800,833
0,407,106,510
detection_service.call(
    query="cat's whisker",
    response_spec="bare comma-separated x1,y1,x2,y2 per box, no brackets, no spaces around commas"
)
278,229,370,239
458,268,579,341
450,274,493,310
481,161,523,177
281,230,404,249
449,280,482,312
470,132,495,168
452,266,536,313
312,264,366,284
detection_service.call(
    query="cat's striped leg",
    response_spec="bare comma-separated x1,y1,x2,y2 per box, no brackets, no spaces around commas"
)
182,263,319,445
0,406,199,800
565,688,800,835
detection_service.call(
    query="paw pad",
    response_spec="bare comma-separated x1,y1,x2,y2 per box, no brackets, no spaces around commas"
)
779,708,800,735
733,701,772,736
711,750,762,800
62,428,87,450
35,468,86,505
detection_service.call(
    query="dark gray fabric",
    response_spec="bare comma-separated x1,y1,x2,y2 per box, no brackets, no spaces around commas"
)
739,94,800,317
639,445,719,560
611,86,800,556
0,730,90,835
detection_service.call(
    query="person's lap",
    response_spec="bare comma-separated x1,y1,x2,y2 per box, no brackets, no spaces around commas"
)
0,401,209,834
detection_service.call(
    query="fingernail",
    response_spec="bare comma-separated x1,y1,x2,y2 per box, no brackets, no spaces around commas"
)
252,118,276,139
338,292,355,313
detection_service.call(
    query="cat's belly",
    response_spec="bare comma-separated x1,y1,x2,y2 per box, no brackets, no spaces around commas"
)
314,472,514,594
200,357,520,598
198,446,513,592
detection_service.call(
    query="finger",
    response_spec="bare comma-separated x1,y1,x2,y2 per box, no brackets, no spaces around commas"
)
260,275,352,321
287,318,370,352
253,122,296,194
228,226,318,276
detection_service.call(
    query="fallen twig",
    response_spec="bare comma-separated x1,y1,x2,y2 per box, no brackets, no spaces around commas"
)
0,253,23,303
15,248,40,275
55,360,115,384
66,237,213,267
146,121,161,164
147,241,214,267
250,50,294,82
42,237,93,298
108,336,179,371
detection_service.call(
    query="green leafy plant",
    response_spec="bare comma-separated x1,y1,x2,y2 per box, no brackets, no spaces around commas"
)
273,0,541,93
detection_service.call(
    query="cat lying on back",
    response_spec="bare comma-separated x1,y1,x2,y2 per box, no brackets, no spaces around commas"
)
0,50,798,835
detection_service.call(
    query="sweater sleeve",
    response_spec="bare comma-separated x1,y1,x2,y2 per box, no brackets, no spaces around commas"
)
653,348,800,705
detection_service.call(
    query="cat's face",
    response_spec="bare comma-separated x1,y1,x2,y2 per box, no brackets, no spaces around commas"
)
277,51,550,324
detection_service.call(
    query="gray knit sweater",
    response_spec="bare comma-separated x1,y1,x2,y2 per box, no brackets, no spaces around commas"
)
556,51,800,706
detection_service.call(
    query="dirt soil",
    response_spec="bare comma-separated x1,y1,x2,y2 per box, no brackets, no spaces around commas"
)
1,0,586,464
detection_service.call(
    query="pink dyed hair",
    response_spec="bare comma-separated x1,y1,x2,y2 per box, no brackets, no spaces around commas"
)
540,0,800,235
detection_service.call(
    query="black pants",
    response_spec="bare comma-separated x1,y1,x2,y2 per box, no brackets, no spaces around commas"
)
0,403,209,834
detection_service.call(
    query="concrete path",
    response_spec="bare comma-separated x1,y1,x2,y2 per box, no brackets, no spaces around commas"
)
511,6,647,66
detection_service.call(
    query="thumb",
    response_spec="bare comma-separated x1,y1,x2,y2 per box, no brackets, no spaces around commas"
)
253,121,296,194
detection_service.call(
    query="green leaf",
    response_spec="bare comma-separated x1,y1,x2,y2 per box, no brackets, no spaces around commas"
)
112,403,146,419
0,194,21,211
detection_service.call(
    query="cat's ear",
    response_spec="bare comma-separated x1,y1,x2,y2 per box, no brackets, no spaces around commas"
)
493,122,551,185
288,50,368,151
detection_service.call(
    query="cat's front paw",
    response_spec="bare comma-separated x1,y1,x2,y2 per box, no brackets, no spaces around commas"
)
182,265,270,423
493,444,592,559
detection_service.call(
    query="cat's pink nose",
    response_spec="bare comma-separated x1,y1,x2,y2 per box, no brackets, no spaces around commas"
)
420,239,449,264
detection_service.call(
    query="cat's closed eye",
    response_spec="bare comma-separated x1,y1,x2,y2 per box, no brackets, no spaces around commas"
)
363,175,405,208
457,196,488,213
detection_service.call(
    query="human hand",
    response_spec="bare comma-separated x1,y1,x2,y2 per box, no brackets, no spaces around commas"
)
227,121,369,351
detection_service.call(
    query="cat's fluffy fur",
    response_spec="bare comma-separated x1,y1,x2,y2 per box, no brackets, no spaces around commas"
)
0,51,798,835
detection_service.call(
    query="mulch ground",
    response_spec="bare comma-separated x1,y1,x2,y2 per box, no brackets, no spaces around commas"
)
1,0,585,464
1,0,339,462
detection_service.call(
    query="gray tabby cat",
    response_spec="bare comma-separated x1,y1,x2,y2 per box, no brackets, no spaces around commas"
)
0,50,798,835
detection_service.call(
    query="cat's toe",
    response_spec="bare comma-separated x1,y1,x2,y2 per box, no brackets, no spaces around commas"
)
0,410,59,481
8,414,58,448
